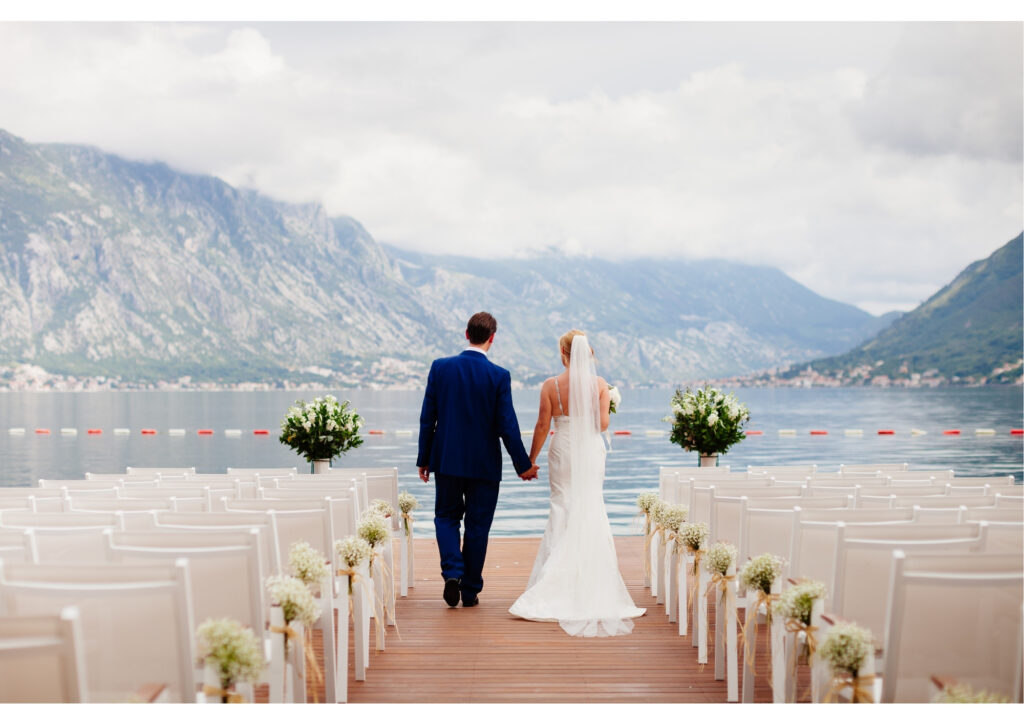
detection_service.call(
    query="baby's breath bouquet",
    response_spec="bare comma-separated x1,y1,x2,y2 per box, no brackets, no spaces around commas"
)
649,499,671,533
335,535,372,594
608,385,622,414
934,683,1011,704
666,385,750,457
636,492,660,515
358,512,391,576
279,395,364,463
678,522,709,553
704,542,738,576
662,503,688,535
266,575,321,629
196,618,265,702
819,621,875,702
369,499,396,519
777,579,827,627
398,491,419,536
739,552,786,595
289,540,330,588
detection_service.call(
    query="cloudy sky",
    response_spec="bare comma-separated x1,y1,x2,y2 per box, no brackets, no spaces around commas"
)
0,17,1020,315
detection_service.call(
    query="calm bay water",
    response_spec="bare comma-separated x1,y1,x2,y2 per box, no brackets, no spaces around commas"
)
1,387,1021,535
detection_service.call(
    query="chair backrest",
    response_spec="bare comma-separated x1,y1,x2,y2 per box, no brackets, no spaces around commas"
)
38,480,118,491
738,505,798,576
747,464,817,476
964,507,1024,523
981,522,1024,553
830,523,987,635
0,559,196,702
0,529,35,563
24,527,117,563
788,512,915,583
951,476,1017,487
995,494,1024,509
105,528,267,634
365,472,401,530
68,499,176,513
839,462,908,473
0,488,64,499
856,484,949,498
0,499,32,511
690,481,793,524
0,511,123,529
882,551,1023,702
0,606,87,702
85,473,159,484
152,511,279,575
269,509,335,580
891,469,954,480
890,495,996,509
227,467,296,479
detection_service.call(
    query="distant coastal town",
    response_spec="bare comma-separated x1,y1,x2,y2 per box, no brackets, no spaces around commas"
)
3,357,1021,392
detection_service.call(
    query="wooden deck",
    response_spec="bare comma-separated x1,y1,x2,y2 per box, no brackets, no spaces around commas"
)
296,536,785,703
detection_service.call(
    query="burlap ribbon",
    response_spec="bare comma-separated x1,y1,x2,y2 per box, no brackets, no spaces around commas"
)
641,515,653,581
784,617,819,701
824,672,875,703
202,684,244,703
686,548,704,613
270,622,324,703
368,548,402,646
705,570,736,666
401,511,414,537
739,588,780,688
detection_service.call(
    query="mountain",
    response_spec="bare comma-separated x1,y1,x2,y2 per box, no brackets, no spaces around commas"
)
0,128,892,387
780,233,1023,385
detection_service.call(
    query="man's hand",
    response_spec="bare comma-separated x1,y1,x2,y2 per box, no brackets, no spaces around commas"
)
418,466,430,483
519,464,540,481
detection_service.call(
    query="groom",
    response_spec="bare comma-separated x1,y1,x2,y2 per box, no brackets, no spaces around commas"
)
417,311,539,608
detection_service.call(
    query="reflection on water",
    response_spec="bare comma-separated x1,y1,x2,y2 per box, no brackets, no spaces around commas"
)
1,387,1021,535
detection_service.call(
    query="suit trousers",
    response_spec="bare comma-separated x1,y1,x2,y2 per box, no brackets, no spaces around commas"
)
434,473,500,601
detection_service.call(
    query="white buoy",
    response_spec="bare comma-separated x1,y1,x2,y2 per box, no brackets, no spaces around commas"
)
113,428,130,436
521,429,534,435
645,429,665,436
975,428,996,435
168,428,186,436
60,428,78,436
8,427,26,435
910,428,927,436
394,430,413,436
778,429,797,436
844,429,864,436
225,429,242,437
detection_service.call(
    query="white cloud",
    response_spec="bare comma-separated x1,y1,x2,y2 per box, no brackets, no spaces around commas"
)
0,21,1019,315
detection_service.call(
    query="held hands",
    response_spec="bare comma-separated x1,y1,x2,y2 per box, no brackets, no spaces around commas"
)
519,464,540,481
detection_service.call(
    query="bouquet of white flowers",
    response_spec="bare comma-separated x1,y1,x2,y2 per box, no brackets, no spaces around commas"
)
369,499,396,519
819,621,876,702
666,385,750,457
279,395,363,463
677,521,709,553
335,535,372,594
739,552,786,595
266,575,321,629
398,491,419,537
288,541,329,587
607,385,622,414
704,542,738,576
196,618,265,702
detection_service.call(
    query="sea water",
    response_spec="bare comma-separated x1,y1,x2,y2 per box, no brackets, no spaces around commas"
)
1,386,1020,535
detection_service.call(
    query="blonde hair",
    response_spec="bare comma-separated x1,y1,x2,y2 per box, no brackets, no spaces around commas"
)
559,329,588,362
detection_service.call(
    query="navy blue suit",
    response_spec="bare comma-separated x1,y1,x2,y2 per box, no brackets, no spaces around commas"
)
417,349,532,601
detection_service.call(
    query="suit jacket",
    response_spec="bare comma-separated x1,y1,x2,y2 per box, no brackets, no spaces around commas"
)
417,349,532,481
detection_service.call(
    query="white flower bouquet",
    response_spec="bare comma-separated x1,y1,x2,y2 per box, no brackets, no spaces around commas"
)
196,618,265,701
818,621,874,680
934,683,1011,704
369,498,396,519
335,535,372,594
636,492,660,515
608,385,622,414
661,503,688,534
704,542,738,576
358,512,391,548
398,491,419,536
288,541,329,587
279,394,364,463
777,579,827,626
739,552,786,595
666,385,750,457
266,575,321,629
677,521,709,553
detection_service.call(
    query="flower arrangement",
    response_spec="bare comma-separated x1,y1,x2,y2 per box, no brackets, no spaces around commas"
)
665,385,750,457
777,579,827,626
739,552,786,595
335,535,372,594
608,385,622,414
677,521,709,553
266,575,321,629
279,395,364,463
357,513,391,548
636,492,660,514
369,498,396,519
661,503,688,534
818,621,874,679
934,683,1011,704
704,542,738,576
196,618,265,701
398,491,419,536
648,499,670,531
288,541,329,587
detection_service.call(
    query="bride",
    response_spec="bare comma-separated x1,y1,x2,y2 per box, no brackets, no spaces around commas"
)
508,330,645,637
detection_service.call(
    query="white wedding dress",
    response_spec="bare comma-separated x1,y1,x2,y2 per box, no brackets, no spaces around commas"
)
509,335,646,637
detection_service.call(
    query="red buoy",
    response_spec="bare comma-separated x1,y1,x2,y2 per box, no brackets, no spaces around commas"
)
253,429,270,435
1012,429,1024,436
613,430,632,436
878,430,895,435
368,430,384,435
810,430,828,435
34,428,50,435
141,429,157,435
87,429,102,435
943,429,961,435
197,429,214,435
745,430,763,436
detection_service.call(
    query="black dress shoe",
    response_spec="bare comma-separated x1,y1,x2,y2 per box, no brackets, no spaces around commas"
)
443,578,461,607
462,596,479,607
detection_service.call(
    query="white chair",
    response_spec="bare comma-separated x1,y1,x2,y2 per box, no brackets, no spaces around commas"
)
964,507,1024,523
747,464,817,477
996,493,1024,509
227,467,296,479
881,551,1023,702
152,511,282,576
891,469,954,480
126,466,196,477
0,606,88,702
0,499,32,511
68,498,177,513
0,559,197,702
788,511,915,585
0,529,35,563
840,463,908,473
951,476,1017,487
38,480,119,491
85,473,159,484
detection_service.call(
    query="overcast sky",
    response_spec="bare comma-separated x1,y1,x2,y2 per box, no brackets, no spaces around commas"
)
0,19,1020,315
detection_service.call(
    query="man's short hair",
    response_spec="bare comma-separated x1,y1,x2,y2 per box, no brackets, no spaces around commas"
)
466,312,498,345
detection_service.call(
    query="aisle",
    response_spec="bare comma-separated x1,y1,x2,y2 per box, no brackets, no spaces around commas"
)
340,536,777,703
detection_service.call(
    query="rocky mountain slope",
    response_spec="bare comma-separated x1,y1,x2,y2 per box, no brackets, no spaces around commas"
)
0,129,896,387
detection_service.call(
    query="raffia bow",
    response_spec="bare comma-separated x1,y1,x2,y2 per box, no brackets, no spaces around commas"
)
202,684,244,703
686,548,704,613
270,622,324,703
784,617,819,701
824,672,876,703
739,588,780,689
400,512,414,537
704,569,736,667
368,547,402,647
641,515,653,581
